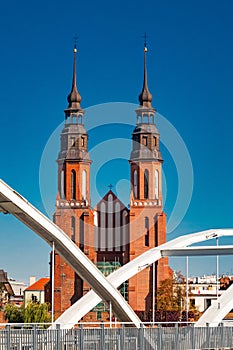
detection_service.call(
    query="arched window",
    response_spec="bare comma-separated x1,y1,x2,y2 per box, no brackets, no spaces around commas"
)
78,115,83,124
71,170,76,199
145,217,149,229
81,136,85,147
155,170,159,199
79,216,84,251
115,202,121,250
144,169,149,199
82,170,87,200
145,217,149,246
122,210,128,250
100,202,106,251
72,115,77,124
71,216,75,242
142,136,148,146
108,194,113,251
60,170,65,199
133,170,138,198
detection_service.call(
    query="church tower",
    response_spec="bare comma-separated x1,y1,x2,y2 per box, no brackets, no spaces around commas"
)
128,43,170,319
52,46,95,319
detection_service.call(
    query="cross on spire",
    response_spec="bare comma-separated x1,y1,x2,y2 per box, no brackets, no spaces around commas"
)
143,32,148,48
108,184,113,190
74,34,78,50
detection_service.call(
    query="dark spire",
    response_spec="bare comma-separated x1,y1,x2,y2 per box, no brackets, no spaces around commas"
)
138,40,153,108
67,45,82,110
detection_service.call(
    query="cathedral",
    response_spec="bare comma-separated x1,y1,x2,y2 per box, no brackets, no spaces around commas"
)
48,43,171,322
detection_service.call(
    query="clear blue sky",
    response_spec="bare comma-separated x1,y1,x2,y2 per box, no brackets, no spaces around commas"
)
0,0,232,283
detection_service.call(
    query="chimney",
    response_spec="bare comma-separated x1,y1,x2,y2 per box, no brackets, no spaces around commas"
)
29,276,36,286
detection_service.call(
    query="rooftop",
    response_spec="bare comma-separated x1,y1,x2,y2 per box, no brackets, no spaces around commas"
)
24,278,49,292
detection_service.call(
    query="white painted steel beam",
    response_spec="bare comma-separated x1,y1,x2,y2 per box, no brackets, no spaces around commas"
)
161,246,233,257
195,283,233,327
0,179,141,327
1,179,233,329
55,228,233,328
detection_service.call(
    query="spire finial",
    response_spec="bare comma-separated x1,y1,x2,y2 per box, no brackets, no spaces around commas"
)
67,36,82,110
138,33,153,108
143,32,147,50
74,33,78,52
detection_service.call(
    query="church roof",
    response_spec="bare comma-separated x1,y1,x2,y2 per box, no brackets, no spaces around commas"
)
95,190,129,211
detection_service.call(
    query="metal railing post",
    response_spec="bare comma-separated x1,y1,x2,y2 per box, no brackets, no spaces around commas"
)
175,323,178,348
191,323,195,349
100,322,105,350
120,324,124,350
56,324,61,350
79,324,84,350
33,324,37,350
139,324,144,350
220,322,224,348
206,323,210,349
6,325,10,350
158,324,162,350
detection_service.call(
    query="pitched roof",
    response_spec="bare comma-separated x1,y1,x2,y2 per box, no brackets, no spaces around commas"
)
25,278,49,292
95,190,128,211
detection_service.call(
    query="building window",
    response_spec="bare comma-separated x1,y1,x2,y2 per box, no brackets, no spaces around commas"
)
145,234,149,247
153,137,157,147
100,202,106,251
145,217,149,246
78,115,83,124
60,170,65,199
155,170,159,199
108,194,113,251
79,216,84,251
145,217,149,229
144,169,149,199
82,170,87,200
71,216,75,242
71,170,76,199
115,202,121,250
81,136,85,147
133,170,138,198
142,136,148,146
69,137,75,148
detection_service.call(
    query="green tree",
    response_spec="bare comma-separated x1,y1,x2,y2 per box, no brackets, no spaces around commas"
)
4,304,24,323
24,302,51,324
4,302,51,324
156,272,197,314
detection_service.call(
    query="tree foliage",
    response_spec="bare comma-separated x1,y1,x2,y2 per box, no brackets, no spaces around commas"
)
24,302,51,323
156,272,197,314
4,304,24,323
4,302,51,324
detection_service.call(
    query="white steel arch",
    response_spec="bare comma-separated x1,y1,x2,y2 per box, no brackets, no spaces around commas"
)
1,179,233,328
0,179,141,327
195,282,233,327
55,228,233,328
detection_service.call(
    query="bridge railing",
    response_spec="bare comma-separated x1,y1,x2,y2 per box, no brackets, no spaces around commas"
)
0,322,232,349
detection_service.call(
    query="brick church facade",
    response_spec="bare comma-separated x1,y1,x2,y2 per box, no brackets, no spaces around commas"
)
48,44,171,321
